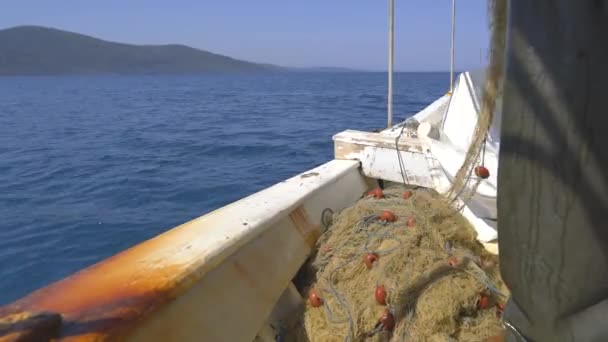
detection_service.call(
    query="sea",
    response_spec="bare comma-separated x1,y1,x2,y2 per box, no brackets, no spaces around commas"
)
0,72,448,304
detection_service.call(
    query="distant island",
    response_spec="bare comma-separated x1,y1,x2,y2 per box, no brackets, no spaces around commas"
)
0,26,282,75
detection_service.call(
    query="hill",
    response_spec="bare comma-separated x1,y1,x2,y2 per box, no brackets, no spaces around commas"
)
291,66,361,72
0,26,278,75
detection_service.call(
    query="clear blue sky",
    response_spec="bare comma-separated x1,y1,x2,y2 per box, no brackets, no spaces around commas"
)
1,0,490,71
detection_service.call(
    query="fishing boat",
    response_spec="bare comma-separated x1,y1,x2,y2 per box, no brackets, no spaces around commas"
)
0,81,500,341
4,0,606,340
0,1,500,341
0,66,503,339
0,7,503,342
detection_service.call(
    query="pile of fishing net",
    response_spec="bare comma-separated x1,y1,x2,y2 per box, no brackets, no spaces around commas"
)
287,185,508,341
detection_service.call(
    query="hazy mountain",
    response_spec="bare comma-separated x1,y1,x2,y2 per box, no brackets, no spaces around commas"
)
290,66,362,72
0,26,279,75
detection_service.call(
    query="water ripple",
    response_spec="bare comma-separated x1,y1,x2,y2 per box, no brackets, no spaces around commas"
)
0,72,448,304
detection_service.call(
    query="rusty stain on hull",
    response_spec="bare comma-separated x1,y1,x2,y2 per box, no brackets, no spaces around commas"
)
289,206,320,248
0,311,62,342
0,160,365,342
0,208,258,340
333,129,424,156
0,234,188,341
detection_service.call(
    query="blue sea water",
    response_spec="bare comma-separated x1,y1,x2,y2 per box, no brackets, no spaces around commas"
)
0,72,447,304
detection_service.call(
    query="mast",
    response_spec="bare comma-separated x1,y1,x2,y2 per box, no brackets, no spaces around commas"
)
499,0,608,340
387,0,394,128
449,0,455,94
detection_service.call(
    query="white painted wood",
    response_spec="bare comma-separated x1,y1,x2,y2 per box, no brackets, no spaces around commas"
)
460,202,498,242
412,94,451,126
127,160,367,342
334,129,423,155
333,130,435,188
417,122,432,138
358,146,434,187
332,77,499,242
441,72,480,150
128,215,312,342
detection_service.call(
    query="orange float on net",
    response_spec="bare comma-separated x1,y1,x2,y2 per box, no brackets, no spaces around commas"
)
319,244,332,255
375,285,387,305
486,333,506,342
406,217,416,227
367,187,384,199
477,294,491,310
474,165,490,179
308,288,323,308
364,253,379,269
379,210,396,223
447,256,460,267
403,190,413,199
378,309,395,331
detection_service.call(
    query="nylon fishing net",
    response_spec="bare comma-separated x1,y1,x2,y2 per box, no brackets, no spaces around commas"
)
286,186,507,341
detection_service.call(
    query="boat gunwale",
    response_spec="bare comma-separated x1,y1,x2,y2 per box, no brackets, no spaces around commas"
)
0,159,364,341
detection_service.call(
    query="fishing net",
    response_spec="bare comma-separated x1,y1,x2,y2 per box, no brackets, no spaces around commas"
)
286,186,508,341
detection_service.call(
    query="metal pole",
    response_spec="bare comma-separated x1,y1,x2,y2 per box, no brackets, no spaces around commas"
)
449,0,456,93
387,0,394,128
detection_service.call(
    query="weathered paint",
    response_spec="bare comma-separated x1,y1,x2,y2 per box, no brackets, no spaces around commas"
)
357,146,435,188
333,130,435,188
128,215,309,342
333,129,424,155
0,312,62,342
0,160,367,341
289,206,320,248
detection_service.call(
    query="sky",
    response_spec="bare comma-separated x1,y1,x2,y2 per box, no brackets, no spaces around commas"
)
1,0,490,71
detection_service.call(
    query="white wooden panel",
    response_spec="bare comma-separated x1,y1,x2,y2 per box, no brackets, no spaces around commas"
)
442,73,479,150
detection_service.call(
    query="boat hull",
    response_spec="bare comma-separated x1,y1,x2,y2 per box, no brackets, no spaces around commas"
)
0,160,367,342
